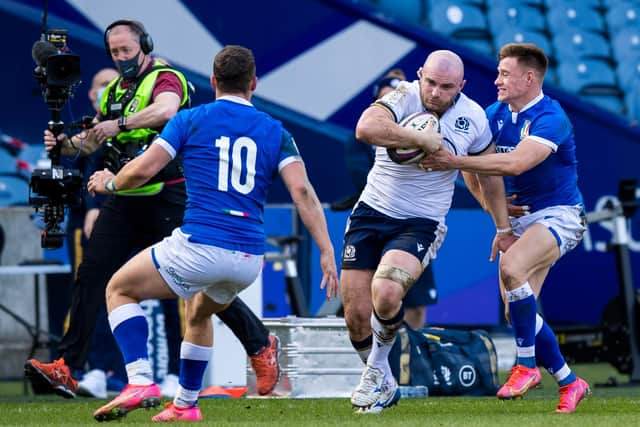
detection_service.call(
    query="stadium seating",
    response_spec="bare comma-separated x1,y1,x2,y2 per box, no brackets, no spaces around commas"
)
546,0,602,8
487,4,546,34
364,0,640,120
428,1,493,54
615,58,640,90
0,174,29,206
547,3,606,34
581,94,625,114
556,59,619,94
376,0,427,24
0,149,15,174
606,2,640,34
494,28,552,55
611,27,640,63
489,0,545,7
441,0,486,5
624,83,640,122
552,29,611,61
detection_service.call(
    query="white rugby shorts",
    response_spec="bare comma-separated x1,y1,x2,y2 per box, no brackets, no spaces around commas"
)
151,228,264,304
511,204,585,258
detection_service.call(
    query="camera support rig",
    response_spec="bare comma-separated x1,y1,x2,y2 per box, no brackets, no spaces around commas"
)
29,115,82,249
29,23,83,249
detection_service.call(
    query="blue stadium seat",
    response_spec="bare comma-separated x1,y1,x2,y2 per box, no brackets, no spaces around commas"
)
545,65,558,86
603,0,640,9
489,0,544,7
552,29,611,61
624,81,640,122
487,4,546,34
556,59,618,94
606,3,640,35
428,2,488,36
427,0,487,7
0,149,15,173
377,0,427,24
459,38,495,55
547,3,605,34
616,58,640,91
428,1,492,53
611,27,640,63
581,94,625,114
546,0,602,9
493,28,552,55
20,144,48,170
451,0,486,5
0,174,29,206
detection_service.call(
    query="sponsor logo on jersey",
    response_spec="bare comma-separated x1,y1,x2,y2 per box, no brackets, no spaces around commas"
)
520,120,531,140
417,242,425,253
495,145,515,153
454,116,470,133
497,119,504,130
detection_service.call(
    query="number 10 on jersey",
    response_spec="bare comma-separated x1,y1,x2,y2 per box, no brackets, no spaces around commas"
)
215,136,257,194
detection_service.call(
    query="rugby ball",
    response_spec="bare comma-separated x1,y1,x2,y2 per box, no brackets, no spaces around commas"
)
387,111,439,165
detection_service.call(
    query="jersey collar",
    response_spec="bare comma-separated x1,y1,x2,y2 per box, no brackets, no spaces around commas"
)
218,95,253,107
509,91,544,123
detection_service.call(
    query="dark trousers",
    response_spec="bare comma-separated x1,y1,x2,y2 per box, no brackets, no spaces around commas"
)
57,190,269,370
219,297,270,355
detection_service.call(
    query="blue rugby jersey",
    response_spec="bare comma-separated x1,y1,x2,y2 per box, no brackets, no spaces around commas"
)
485,94,583,212
156,96,301,254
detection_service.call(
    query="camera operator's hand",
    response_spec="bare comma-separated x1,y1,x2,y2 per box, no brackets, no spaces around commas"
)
89,119,120,145
88,168,115,197
43,129,69,152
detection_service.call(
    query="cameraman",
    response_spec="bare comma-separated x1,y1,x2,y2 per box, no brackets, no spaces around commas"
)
26,19,280,399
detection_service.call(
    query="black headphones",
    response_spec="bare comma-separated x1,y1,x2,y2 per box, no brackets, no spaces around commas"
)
103,19,154,57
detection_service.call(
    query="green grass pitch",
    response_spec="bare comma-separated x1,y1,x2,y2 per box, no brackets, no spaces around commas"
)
1,363,639,426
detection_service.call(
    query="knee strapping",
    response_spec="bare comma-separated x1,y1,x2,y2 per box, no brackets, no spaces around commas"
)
374,264,416,291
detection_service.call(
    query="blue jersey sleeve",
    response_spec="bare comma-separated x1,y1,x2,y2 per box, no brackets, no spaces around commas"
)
278,128,301,168
529,110,573,150
159,110,190,155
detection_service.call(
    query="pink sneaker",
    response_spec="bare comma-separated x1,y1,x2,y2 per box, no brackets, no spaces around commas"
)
152,402,203,422
556,377,590,413
497,365,542,399
93,383,161,422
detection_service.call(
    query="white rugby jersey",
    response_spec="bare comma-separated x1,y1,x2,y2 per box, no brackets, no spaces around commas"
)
359,80,491,222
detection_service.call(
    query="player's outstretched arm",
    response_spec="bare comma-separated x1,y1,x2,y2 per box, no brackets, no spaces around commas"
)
281,161,339,299
88,143,171,196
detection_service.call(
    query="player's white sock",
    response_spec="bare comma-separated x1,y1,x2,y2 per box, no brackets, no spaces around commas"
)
368,307,404,380
126,359,154,386
174,385,200,408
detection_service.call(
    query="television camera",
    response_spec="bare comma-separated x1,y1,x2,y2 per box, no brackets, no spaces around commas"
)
29,29,84,249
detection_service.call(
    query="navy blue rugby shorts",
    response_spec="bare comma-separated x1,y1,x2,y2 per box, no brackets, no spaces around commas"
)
341,202,439,271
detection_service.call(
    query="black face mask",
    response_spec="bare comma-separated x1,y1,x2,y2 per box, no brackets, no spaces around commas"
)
117,51,141,80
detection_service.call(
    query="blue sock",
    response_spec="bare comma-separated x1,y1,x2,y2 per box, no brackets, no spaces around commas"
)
507,284,537,369
179,342,212,391
109,304,149,364
535,314,576,386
